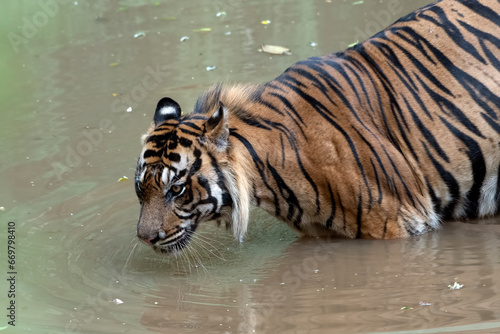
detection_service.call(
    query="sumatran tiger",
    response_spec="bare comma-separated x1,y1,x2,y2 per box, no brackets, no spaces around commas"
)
135,0,500,253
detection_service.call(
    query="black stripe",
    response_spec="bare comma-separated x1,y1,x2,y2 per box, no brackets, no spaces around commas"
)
143,149,159,159
420,6,486,64
459,1,500,29
266,158,303,228
262,119,321,215
393,28,500,121
422,142,460,219
325,184,336,229
181,121,203,132
458,20,500,69
356,192,363,239
231,130,281,217
179,128,202,137
400,94,449,163
440,116,486,218
413,75,484,139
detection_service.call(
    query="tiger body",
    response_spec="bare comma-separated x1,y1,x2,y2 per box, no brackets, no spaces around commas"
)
136,0,500,252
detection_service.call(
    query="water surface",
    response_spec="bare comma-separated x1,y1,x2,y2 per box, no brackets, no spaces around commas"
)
1,0,500,333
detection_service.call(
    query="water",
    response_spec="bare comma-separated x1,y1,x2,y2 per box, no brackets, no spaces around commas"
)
1,0,500,333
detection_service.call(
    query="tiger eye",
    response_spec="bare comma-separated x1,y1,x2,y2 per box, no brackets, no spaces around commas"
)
171,185,182,194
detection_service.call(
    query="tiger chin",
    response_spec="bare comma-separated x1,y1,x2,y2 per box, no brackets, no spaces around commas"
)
135,0,500,254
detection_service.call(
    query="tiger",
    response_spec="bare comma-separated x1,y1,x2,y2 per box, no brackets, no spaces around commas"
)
135,0,500,254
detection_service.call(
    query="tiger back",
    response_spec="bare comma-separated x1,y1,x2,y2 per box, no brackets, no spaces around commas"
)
135,0,500,253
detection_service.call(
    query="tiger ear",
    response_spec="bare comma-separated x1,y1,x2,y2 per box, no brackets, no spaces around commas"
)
154,97,181,126
202,102,229,151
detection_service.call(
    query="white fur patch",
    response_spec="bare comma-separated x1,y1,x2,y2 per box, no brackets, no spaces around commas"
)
140,133,149,145
161,169,169,185
161,168,176,186
479,174,498,216
163,230,185,244
159,106,177,116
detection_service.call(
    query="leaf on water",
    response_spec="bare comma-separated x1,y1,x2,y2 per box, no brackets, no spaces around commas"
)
112,298,124,304
180,36,190,42
193,28,212,32
109,62,119,67
112,93,118,97
352,0,364,5
400,306,413,310
261,20,271,25
117,176,128,182
134,32,146,38
216,11,227,17
260,44,291,55
448,282,464,290
206,66,216,71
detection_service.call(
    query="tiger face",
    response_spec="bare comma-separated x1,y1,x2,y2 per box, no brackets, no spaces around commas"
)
135,97,233,254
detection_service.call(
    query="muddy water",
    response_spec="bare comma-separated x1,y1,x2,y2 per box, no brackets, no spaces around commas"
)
1,0,500,333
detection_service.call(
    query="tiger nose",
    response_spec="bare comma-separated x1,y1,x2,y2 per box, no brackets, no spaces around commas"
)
137,230,167,245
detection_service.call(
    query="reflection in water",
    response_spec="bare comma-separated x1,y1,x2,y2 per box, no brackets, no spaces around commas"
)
135,223,500,334
1,0,500,333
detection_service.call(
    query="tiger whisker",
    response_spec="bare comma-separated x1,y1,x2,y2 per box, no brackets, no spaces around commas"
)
194,232,227,248
190,234,226,261
125,241,139,270
186,241,210,277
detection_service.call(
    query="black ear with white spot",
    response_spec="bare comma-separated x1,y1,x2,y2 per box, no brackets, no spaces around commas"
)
154,97,182,126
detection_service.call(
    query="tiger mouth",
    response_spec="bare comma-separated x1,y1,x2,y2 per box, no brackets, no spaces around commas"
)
151,230,192,254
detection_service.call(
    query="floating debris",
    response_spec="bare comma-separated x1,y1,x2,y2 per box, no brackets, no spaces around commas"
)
206,66,217,71
260,44,291,55
448,282,464,290
193,28,212,32
180,36,190,42
109,62,119,67
112,298,124,305
309,42,318,47
0,207,5,211
400,306,413,310
352,0,364,5
419,301,432,306
261,20,271,25
134,32,146,38
216,11,227,17
126,107,132,112
225,31,232,35
117,176,128,182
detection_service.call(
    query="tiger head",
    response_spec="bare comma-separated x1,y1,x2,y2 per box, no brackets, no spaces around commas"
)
135,95,249,254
